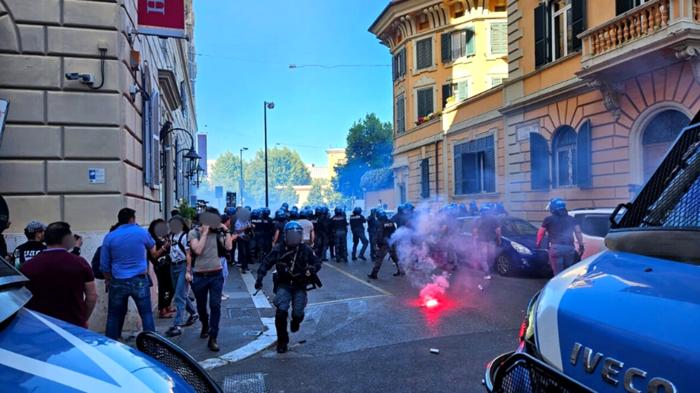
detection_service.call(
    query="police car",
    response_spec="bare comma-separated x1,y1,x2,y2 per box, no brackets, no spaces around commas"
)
484,123,700,392
0,256,222,392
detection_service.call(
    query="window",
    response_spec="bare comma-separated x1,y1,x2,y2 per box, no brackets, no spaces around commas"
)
490,22,508,55
490,77,504,87
415,38,433,70
420,159,430,198
617,0,648,15
641,109,689,181
441,29,475,63
574,214,612,237
534,0,585,67
454,135,496,194
442,80,469,108
552,126,577,187
416,87,434,119
396,95,406,134
392,47,407,81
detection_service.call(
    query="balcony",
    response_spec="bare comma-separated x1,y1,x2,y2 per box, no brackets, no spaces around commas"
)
578,0,700,80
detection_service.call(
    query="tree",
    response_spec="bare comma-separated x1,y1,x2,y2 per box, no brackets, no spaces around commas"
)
334,114,393,197
209,151,241,192
306,179,327,206
243,147,311,208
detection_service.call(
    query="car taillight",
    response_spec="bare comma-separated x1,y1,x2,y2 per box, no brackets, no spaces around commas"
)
518,319,528,343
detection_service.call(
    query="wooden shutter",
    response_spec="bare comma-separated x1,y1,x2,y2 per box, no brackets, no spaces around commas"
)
416,38,432,69
490,22,507,55
530,132,550,190
576,119,592,188
417,88,434,118
441,33,451,63
484,147,496,192
454,152,463,195
396,96,405,133
463,153,480,193
151,91,161,186
421,159,430,198
534,4,550,67
392,54,398,81
442,84,453,108
399,48,407,77
466,29,475,56
616,0,635,15
571,0,586,52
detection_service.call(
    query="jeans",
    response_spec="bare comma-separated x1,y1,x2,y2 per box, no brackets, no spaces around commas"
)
477,241,497,274
273,285,308,346
191,271,224,338
351,230,368,258
549,244,577,275
170,262,196,327
105,275,155,340
154,262,173,311
237,239,251,270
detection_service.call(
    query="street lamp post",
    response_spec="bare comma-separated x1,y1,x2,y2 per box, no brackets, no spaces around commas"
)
239,147,248,206
263,101,275,207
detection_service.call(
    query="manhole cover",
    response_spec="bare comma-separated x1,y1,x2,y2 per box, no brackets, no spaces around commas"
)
223,373,266,393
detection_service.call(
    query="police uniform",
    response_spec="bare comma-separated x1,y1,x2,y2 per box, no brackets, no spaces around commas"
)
256,225,322,353
368,213,402,278
315,209,331,260
330,210,348,262
367,210,378,260
349,211,368,260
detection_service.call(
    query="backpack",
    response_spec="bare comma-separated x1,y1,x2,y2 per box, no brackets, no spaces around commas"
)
91,246,105,280
170,232,188,261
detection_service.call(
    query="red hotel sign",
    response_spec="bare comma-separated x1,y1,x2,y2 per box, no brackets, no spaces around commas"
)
137,0,186,38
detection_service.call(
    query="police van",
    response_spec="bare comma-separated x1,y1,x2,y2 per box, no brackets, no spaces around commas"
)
0,256,222,392
484,121,700,392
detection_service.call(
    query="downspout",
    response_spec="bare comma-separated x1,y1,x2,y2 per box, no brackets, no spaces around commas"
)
434,140,439,200
442,133,449,202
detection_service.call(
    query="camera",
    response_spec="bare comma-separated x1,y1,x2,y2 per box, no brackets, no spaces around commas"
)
64,72,95,86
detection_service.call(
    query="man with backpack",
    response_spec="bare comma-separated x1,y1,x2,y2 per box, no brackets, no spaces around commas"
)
165,216,198,337
187,207,234,352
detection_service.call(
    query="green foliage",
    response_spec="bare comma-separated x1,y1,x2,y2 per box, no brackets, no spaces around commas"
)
209,151,241,192
334,113,393,197
306,179,327,206
360,167,394,191
176,200,196,222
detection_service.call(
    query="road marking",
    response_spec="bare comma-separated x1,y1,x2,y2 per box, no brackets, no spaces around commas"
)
200,317,277,370
241,270,272,309
324,262,393,296
307,294,388,307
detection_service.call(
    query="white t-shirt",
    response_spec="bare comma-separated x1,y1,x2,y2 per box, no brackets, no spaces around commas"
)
297,219,313,242
169,232,189,263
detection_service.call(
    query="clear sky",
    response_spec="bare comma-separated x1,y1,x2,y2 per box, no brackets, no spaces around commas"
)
193,0,393,166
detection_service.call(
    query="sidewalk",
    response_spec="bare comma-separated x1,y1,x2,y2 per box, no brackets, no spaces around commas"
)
151,266,275,365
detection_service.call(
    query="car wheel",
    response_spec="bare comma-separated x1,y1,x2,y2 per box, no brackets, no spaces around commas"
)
496,255,512,276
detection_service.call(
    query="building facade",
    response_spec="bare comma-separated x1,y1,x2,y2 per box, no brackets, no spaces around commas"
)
372,0,700,223
0,0,199,247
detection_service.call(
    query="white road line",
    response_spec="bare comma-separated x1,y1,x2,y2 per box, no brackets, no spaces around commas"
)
324,262,393,296
241,270,272,309
307,294,388,307
199,317,276,370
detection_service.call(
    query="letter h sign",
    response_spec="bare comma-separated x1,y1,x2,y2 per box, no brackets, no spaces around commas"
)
147,0,165,14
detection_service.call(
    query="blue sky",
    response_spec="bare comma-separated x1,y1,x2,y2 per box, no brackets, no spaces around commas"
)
193,0,392,166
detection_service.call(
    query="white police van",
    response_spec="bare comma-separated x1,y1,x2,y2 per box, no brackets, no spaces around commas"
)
484,121,700,392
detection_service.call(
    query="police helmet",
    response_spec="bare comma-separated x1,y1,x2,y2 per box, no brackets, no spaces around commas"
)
300,208,311,219
289,210,299,220
397,204,405,213
275,209,288,221
548,198,567,213
404,203,415,212
334,207,343,216
376,209,388,220
281,202,289,211
352,207,362,215
284,221,304,247
262,208,271,218
480,202,497,216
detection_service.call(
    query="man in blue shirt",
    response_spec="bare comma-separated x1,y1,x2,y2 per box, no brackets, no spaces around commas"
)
101,208,157,340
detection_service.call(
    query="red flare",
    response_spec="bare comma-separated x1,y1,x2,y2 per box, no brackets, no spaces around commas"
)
424,298,439,309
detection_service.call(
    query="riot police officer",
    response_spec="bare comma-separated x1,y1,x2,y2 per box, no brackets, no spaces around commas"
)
316,207,331,261
272,209,288,245
535,198,584,275
367,209,402,279
367,208,378,260
330,207,348,263
349,207,368,261
255,222,322,353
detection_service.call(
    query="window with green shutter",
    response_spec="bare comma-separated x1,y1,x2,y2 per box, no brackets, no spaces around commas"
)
421,159,430,198
396,95,406,134
415,38,433,70
490,22,507,55
416,87,434,119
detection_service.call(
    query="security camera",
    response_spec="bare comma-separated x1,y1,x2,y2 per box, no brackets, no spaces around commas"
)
65,72,81,80
64,72,95,86
129,84,140,100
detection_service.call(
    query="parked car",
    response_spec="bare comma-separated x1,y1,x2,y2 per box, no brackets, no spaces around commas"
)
484,120,700,392
0,257,222,392
458,216,551,277
568,208,615,260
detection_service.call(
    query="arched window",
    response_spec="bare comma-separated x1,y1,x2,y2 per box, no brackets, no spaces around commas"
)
552,126,577,187
642,109,689,181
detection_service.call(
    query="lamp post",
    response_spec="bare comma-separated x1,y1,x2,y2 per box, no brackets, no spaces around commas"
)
264,101,275,207
239,147,248,206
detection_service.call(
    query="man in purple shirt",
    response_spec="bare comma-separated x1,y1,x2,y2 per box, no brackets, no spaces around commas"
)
100,208,157,339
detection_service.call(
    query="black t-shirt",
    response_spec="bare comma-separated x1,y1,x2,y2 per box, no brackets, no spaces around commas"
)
476,216,500,242
13,240,47,268
542,214,576,246
349,214,366,232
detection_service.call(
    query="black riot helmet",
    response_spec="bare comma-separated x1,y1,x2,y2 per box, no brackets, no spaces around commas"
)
275,209,288,221
284,221,303,247
376,209,388,221
262,208,271,218
352,207,362,215
334,207,343,216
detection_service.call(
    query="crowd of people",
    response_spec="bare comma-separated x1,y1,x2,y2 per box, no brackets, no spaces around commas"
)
5,197,582,355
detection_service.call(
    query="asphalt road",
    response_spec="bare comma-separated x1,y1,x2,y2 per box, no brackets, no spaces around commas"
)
209,256,547,393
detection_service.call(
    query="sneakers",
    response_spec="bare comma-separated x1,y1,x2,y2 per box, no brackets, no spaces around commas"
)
165,326,182,337
207,337,219,352
184,314,199,327
484,275,492,280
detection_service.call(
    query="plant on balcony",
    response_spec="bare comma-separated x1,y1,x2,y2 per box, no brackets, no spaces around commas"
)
415,112,439,126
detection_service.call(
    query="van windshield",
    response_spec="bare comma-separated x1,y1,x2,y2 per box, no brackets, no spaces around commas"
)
0,256,29,325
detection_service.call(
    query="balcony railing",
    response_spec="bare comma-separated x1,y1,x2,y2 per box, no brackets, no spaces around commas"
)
580,0,676,60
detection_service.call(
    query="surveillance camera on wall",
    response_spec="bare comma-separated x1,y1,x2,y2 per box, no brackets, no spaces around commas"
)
64,72,95,86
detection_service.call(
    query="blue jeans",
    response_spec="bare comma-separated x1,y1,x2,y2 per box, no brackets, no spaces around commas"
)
191,271,224,338
170,262,196,327
273,285,308,320
549,244,577,275
105,275,155,339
